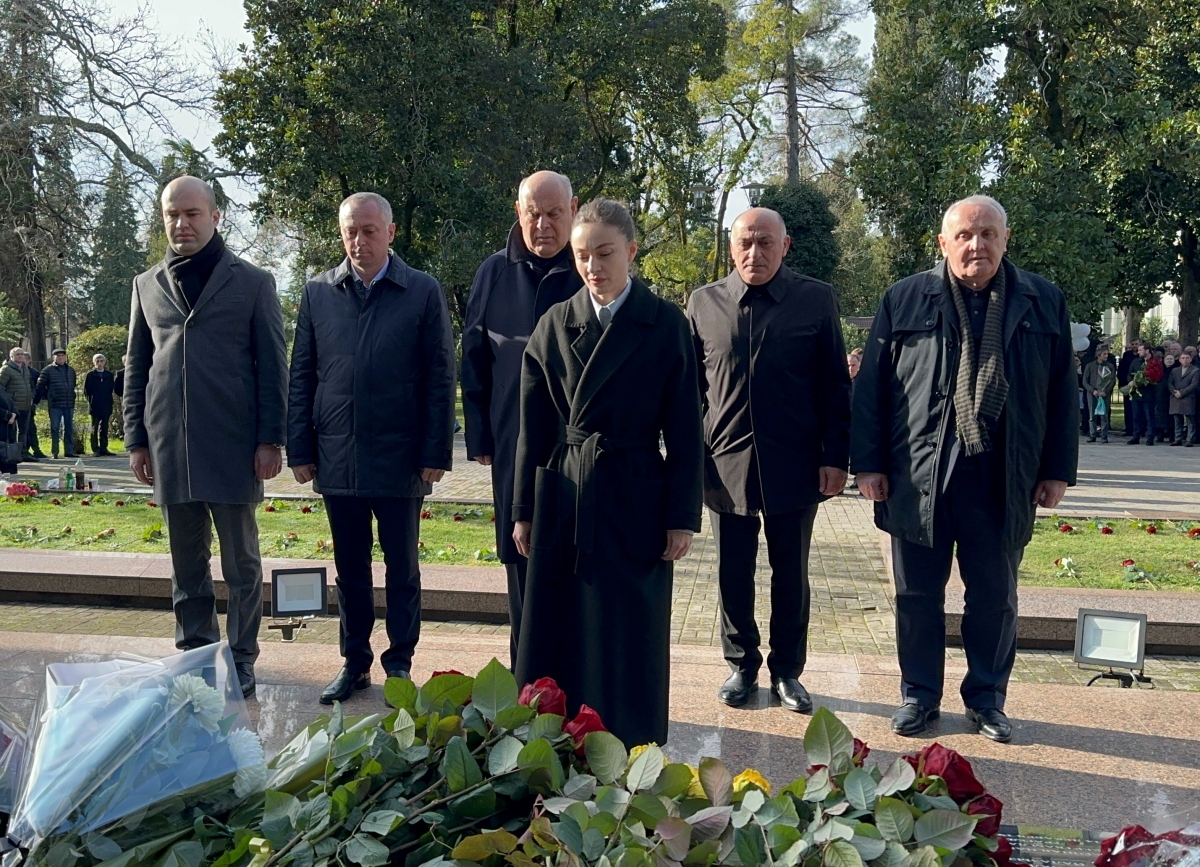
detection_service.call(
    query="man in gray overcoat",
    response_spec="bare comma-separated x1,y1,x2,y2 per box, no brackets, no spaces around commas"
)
124,176,289,698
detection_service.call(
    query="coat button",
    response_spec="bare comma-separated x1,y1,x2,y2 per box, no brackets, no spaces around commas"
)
925,318,934,326
1022,321,1031,328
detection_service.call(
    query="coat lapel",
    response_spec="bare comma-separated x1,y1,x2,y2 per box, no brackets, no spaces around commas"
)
153,264,189,319
568,280,656,425
190,249,239,317
1002,259,1036,347
925,261,959,334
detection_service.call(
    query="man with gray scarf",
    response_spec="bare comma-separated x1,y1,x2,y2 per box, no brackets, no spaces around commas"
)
851,196,1077,742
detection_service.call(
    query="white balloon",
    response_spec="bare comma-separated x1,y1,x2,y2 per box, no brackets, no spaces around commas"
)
1070,322,1092,339
1073,337,1091,352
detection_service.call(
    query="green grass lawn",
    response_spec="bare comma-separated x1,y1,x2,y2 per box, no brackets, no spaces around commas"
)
0,496,501,565
1022,517,1200,590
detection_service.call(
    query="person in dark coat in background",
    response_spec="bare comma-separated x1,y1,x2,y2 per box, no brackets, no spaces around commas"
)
852,195,1077,744
1,348,36,462
1156,350,1174,443
1169,351,1199,445
288,192,457,706
0,386,16,475
1118,339,1140,436
22,352,46,459
114,354,126,398
1082,345,1116,442
462,171,583,668
512,198,702,747
687,208,851,715
84,354,116,455
37,349,77,458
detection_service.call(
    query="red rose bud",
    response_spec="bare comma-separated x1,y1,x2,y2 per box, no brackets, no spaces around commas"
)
115,500,125,507
1123,559,1136,567
852,738,871,766
1054,558,1062,566
420,510,432,519
264,505,276,512
564,704,607,751
80,500,90,507
1146,525,1157,534
1101,526,1113,535
301,505,312,514
905,743,984,802
517,677,568,718
1189,527,1200,538
430,669,464,678
50,499,60,506
453,514,464,521
967,793,1004,838
147,501,157,507
1059,524,1073,533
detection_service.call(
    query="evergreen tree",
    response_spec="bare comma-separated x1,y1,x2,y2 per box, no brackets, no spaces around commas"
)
90,156,145,326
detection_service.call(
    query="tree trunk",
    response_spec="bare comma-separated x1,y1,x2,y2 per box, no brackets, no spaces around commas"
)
1178,223,1200,347
1122,306,1143,349
784,12,801,185
713,188,731,283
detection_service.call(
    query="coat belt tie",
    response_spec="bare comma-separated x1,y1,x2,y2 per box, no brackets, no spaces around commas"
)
559,425,659,553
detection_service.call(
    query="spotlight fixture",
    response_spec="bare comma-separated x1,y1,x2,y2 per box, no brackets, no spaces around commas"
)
269,567,329,641
1073,608,1152,688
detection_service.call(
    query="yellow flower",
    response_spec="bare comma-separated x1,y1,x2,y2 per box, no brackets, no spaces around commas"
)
629,743,654,762
732,768,771,796
686,765,706,799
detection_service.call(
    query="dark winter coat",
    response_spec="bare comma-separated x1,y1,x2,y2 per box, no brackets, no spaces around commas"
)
1169,365,1199,416
36,363,77,409
1157,362,1175,428
85,369,116,418
114,369,125,398
687,264,851,516
0,362,34,412
512,280,703,747
850,259,1079,552
287,255,456,498
124,243,289,506
461,225,582,561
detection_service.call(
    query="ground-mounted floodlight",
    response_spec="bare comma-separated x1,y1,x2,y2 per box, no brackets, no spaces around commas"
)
269,567,329,641
1073,608,1152,688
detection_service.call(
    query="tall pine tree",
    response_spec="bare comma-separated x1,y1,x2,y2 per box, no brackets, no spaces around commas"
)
90,156,144,326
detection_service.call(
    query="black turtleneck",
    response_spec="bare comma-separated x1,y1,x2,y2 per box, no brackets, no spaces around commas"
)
165,232,226,309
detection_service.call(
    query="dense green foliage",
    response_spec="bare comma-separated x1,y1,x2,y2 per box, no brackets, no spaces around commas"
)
90,158,145,326
758,182,839,285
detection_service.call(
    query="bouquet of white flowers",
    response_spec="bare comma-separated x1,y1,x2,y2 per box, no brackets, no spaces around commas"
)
2,643,267,867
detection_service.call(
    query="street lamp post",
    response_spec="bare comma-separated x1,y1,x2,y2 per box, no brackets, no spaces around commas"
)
742,182,767,208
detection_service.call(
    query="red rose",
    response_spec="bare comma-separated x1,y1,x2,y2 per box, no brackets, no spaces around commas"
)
420,510,432,519
564,704,607,751
1122,559,1135,567
50,498,60,506
1059,524,1073,533
852,738,870,766
301,506,312,514
147,501,157,507
1095,826,1157,867
430,669,464,678
1101,526,1113,535
993,836,1031,867
1146,525,1157,534
967,793,1004,838
518,677,568,717
80,500,90,507
904,743,984,802
1145,359,1164,383
1189,528,1200,538
115,500,125,507
264,505,276,512
453,514,464,521
490,515,496,522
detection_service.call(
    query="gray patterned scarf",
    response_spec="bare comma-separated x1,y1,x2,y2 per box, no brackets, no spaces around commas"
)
948,264,1009,455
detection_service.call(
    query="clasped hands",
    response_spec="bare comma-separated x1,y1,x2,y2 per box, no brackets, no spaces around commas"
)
513,522,693,561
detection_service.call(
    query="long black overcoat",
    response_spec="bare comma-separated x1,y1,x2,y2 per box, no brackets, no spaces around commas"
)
85,369,115,418
461,226,582,562
850,259,1078,551
512,280,703,747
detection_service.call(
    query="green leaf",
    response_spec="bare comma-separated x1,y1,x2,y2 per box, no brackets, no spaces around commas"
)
652,763,695,799
384,677,418,713
627,744,665,792
518,737,563,792
698,757,733,806
155,842,202,867
874,799,915,843
843,769,877,811
850,830,887,862
876,759,916,797
418,673,475,714
471,658,519,721
683,841,721,867
441,736,483,793
556,814,585,854
392,708,416,750
686,806,733,842
262,791,300,848
564,774,598,801
331,728,372,768
872,841,910,867
85,836,123,862
913,809,977,851
451,831,519,861
657,817,693,861
343,834,390,867
735,826,766,867
804,707,854,768
904,846,941,867
528,713,564,740
741,789,765,813
488,736,524,775
494,705,535,730
584,731,628,786
596,786,632,819
803,768,833,802
778,840,811,867
629,793,668,829
361,810,406,836
823,840,865,867
450,783,498,818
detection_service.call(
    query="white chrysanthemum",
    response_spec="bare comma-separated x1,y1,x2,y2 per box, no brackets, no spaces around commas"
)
228,728,268,797
167,674,225,733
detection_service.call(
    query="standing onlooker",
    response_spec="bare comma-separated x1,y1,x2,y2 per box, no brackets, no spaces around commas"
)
847,349,863,398
1128,344,1157,445
36,349,77,459
1157,350,1174,443
125,175,289,698
23,352,46,459
288,192,456,705
1169,351,1198,446
1083,345,1116,443
0,386,16,476
84,354,116,456
1118,339,1141,435
0,348,36,462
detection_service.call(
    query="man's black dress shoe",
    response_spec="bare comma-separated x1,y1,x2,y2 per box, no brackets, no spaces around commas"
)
966,707,1012,743
891,702,940,736
717,670,758,707
320,667,370,704
235,662,256,699
771,677,813,713
384,668,411,681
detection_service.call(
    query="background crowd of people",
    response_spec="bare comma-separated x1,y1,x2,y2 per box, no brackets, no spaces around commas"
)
1081,338,1198,447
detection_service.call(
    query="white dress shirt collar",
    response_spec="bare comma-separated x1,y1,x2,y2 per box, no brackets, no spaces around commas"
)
590,278,633,320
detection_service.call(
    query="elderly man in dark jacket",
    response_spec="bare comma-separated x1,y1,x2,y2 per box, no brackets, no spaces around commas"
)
1,348,36,461
461,171,582,667
852,195,1077,743
37,349,78,458
289,191,456,705
84,353,116,455
688,207,851,714
125,175,289,699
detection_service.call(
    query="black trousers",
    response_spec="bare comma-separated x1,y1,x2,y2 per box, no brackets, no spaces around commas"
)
162,501,264,665
26,406,43,455
90,413,110,454
505,558,528,670
14,410,31,456
324,495,423,674
713,505,818,679
891,457,1021,711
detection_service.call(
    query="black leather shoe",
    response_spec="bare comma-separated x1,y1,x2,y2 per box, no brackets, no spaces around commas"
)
384,668,411,680
891,702,940,736
235,662,256,699
966,707,1012,743
771,677,813,713
1127,439,1140,445
717,670,758,707
320,667,370,704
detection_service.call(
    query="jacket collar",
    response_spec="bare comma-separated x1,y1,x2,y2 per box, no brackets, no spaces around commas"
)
505,223,573,272
722,264,789,304
154,247,240,318
332,252,413,291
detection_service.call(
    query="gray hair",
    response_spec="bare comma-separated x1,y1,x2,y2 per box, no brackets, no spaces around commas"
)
340,192,393,225
518,171,574,202
93,353,106,362
8,347,22,361
942,195,1008,235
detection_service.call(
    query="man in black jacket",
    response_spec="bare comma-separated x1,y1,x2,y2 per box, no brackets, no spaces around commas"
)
1117,339,1141,435
288,192,456,705
461,171,582,667
84,354,116,455
37,349,77,458
688,208,852,714
23,352,46,459
851,195,1077,743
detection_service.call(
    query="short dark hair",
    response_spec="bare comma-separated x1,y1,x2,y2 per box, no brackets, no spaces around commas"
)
574,197,636,242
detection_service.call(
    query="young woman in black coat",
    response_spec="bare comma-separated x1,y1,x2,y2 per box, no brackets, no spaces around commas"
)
511,199,703,747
